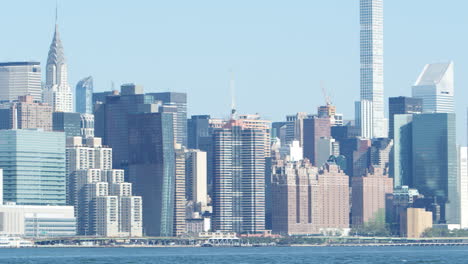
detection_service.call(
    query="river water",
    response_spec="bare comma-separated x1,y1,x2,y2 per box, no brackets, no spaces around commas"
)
0,246,463,263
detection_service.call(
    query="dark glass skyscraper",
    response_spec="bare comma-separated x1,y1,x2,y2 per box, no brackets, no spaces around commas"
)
150,92,187,147
412,113,458,224
128,112,176,237
76,76,93,114
53,112,81,137
388,96,422,138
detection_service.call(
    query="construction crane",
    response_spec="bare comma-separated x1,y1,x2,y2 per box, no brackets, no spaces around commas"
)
320,81,332,106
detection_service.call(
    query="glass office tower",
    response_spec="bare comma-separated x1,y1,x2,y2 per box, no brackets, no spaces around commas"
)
412,113,458,224
0,129,66,205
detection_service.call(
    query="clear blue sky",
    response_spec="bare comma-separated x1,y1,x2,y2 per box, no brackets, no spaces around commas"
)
2,0,468,143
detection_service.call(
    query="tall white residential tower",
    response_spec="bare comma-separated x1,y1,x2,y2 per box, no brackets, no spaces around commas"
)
359,0,385,138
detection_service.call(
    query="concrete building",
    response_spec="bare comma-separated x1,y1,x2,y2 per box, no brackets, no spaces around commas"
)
369,138,393,169
80,113,94,138
271,161,349,235
174,147,187,236
0,204,76,237
279,140,303,162
316,137,340,168
400,208,433,238
0,62,42,102
412,62,454,114
185,149,208,212
340,137,371,177
76,76,93,114
66,136,112,206
0,95,52,130
0,129,66,205
212,118,266,234
303,116,331,166
43,23,73,112
71,169,143,237
318,104,343,127
351,167,393,226
359,0,386,138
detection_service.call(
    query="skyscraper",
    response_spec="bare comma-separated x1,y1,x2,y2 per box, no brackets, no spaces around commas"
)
412,113,458,224
212,119,266,234
392,114,414,187
128,112,176,237
150,92,187,147
412,62,454,114
303,116,331,166
351,166,393,226
0,95,52,131
0,62,42,102
76,76,93,114
388,96,422,138
359,0,385,138
0,129,66,206
43,23,73,112
53,112,81,137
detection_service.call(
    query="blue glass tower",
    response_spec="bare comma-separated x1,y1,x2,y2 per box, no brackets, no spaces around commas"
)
76,76,93,114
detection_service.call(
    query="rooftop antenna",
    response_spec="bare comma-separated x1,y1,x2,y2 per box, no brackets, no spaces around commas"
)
55,0,59,25
111,81,115,91
230,70,237,120
320,80,332,106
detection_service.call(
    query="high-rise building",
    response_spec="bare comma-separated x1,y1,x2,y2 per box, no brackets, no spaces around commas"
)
127,112,176,237
0,95,52,130
351,166,393,226
187,115,211,150
76,76,93,114
318,104,343,127
355,100,374,139
96,84,158,170
0,129,66,206
388,96,422,138
412,62,454,113
174,147,187,236
412,113,458,224
71,169,142,237
359,0,385,138
340,137,371,178
315,137,340,168
0,62,42,102
53,112,81,137
150,92,187,147
303,116,331,166
392,114,414,187
185,149,208,211
369,138,393,169
271,160,349,235
212,119,266,234
80,113,94,138
459,146,468,229
43,23,73,112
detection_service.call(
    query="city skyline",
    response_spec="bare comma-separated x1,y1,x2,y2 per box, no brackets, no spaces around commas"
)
2,1,468,143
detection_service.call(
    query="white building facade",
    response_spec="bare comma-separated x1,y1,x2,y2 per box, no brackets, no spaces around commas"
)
0,62,42,102
43,24,73,112
359,0,386,138
412,62,454,114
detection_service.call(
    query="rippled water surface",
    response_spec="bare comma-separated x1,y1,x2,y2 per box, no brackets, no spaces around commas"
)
0,246,465,264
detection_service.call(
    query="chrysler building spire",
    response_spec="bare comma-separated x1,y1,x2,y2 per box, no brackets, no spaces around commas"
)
43,6,73,112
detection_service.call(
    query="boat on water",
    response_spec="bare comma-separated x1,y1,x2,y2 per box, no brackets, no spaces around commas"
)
0,236,34,248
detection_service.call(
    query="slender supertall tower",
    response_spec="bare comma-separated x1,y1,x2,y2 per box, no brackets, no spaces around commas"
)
43,8,73,112
358,0,385,138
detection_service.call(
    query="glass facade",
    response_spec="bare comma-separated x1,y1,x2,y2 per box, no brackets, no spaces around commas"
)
393,114,413,187
53,112,81,138
24,217,76,237
412,113,458,224
128,112,175,237
76,76,93,114
0,129,66,205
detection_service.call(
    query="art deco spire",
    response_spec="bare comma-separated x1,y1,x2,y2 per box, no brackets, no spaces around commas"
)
47,23,66,67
